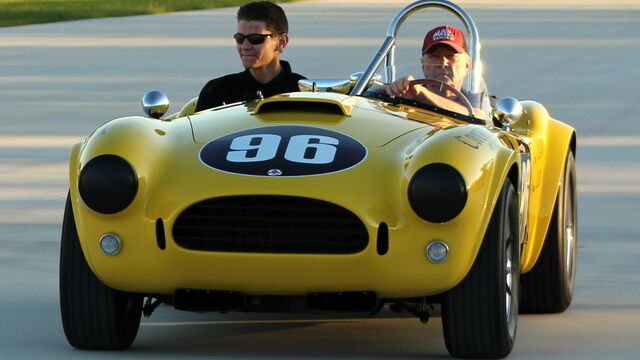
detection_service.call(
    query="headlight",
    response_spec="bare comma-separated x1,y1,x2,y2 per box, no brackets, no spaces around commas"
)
78,154,138,214
408,163,467,223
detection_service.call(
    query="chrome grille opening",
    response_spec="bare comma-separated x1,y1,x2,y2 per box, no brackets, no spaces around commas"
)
173,196,368,254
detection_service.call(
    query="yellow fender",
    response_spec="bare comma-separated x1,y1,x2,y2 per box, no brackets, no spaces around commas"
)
513,101,576,272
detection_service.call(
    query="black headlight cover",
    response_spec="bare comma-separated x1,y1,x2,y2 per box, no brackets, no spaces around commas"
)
78,154,138,214
408,163,467,223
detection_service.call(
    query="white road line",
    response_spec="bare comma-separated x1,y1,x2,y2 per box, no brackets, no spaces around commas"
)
1,37,639,47
0,136,83,148
2,135,640,148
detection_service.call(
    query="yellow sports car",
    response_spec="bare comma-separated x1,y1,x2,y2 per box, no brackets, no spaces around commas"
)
60,0,577,358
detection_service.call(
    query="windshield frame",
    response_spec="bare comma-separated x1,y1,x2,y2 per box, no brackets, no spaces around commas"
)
351,0,483,98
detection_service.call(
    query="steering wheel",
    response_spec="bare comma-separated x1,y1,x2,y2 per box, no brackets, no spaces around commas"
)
408,79,474,117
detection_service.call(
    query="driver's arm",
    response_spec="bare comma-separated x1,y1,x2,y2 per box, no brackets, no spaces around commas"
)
387,75,484,118
413,85,471,115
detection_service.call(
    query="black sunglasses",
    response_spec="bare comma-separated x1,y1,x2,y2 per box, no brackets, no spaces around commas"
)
233,32,282,45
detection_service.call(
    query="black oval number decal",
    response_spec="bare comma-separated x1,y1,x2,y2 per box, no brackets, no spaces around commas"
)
200,126,367,176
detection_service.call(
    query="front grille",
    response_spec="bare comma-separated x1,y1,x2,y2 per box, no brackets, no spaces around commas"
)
173,196,368,254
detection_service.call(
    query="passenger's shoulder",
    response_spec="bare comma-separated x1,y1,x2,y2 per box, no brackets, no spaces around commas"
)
203,71,246,88
291,72,307,81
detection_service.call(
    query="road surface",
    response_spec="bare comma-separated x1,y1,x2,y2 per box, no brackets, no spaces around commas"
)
1,0,639,358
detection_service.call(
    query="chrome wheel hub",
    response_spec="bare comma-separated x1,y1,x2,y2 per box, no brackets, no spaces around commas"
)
564,177,577,290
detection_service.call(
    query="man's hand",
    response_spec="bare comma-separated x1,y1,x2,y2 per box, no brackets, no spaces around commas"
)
386,75,485,118
386,75,419,99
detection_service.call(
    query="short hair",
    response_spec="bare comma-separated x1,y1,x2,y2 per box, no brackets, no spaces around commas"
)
237,1,289,34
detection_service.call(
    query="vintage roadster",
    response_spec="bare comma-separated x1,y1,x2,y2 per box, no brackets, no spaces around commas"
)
60,0,577,358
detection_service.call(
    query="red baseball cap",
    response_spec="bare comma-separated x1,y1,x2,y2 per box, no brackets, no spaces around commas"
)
422,25,466,55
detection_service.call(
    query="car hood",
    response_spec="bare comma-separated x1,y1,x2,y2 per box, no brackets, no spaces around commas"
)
189,92,447,147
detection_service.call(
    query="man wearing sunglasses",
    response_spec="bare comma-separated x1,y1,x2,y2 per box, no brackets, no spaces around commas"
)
386,25,489,118
195,1,305,112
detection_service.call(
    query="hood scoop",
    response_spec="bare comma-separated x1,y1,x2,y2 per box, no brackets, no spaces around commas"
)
253,93,357,117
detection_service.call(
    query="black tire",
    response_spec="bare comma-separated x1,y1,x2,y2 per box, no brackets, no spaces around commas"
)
520,150,577,313
442,179,519,359
59,194,143,350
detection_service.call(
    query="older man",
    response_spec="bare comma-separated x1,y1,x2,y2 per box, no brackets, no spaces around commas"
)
387,25,485,117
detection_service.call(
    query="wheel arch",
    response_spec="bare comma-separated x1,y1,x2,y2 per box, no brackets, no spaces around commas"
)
521,118,576,273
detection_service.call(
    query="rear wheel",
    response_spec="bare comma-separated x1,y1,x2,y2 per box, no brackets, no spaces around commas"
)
520,150,577,313
442,179,519,359
59,194,143,350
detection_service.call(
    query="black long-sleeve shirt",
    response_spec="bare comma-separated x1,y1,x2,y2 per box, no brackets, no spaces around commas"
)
195,60,305,112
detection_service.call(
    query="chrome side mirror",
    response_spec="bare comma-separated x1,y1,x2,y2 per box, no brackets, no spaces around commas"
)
494,97,523,128
349,71,383,85
350,72,385,94
142,90,169,119
298,73,384,94
298,79,353,94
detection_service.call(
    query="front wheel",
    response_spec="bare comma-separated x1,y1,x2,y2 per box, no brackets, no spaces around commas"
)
441,179,519,359
59,194,143,350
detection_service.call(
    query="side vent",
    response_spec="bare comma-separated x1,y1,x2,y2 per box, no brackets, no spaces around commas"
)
377,222,389,255
156,218,166,250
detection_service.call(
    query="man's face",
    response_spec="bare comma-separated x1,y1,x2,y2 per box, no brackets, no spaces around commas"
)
421,44,470,90
236,20,282,70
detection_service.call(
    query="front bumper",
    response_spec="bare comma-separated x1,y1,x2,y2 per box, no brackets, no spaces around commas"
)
71,189,486,298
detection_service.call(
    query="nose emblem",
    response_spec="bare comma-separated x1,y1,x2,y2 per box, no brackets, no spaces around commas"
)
267,169,283,176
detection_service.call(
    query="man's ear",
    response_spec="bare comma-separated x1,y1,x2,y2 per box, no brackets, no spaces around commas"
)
277,33,290,52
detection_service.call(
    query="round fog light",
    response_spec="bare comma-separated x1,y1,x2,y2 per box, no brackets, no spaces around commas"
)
99,234,121,255
426,241,449,263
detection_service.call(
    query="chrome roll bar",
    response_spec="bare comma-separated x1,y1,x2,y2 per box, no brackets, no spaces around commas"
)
350,0,481,96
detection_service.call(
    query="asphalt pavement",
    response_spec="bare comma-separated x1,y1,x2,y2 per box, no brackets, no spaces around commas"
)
1,0,639,359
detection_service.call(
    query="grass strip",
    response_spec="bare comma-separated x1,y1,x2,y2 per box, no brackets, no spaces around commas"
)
0,0,295,28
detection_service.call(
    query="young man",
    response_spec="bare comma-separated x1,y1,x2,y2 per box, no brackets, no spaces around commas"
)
195,1,305,112
387,25,486,118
